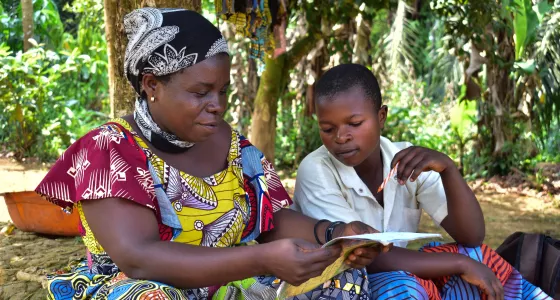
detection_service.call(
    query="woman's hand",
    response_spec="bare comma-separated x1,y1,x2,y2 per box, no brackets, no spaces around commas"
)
391,146,455,184
458,258,504,300
263,238,341,286
332,221,390,269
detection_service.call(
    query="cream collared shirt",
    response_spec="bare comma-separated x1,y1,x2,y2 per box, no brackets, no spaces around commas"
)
293,137,448,246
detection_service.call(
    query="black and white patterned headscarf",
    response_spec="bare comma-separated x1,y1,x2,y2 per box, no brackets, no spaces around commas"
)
124,8,229,152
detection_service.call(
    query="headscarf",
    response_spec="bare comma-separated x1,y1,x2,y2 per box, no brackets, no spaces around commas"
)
123,8,229,152
124,8,229,95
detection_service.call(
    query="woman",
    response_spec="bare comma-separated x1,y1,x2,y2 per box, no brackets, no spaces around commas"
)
36,9,382,300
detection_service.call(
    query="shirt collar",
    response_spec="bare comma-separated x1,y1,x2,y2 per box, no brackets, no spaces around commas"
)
326,136,399,190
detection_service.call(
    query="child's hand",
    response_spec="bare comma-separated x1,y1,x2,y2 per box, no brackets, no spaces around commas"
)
459,258,504,300
391,146,455,185
332,221,390,269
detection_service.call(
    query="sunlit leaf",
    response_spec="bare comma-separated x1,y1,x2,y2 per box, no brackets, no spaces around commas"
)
514,59,536,73
534,1,552,22
513,0,539,59
450,100,477,140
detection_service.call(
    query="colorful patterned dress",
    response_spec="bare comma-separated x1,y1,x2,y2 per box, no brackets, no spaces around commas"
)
36,119,553,300
36,118,290,299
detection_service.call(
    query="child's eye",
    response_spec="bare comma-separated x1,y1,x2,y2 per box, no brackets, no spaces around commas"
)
349,121,363,127
321,128,333,133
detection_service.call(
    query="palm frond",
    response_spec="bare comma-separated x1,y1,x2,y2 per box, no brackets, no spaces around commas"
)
533,2,560,134
383,0,421,77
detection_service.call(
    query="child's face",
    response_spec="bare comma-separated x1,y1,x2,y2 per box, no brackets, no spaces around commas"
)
316,86,387,167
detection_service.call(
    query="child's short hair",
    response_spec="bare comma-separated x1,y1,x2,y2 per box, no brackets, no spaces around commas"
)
314,64,382,110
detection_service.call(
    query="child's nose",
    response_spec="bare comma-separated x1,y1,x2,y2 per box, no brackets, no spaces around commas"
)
335,130,352,144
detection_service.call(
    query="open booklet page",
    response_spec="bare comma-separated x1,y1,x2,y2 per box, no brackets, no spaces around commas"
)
276,232,442,299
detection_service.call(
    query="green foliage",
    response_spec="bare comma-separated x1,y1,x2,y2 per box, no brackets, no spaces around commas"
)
450,99,477,142
384,105,456,157
512,0,541,60
0,45,107,160
427,0,559,178
532,1,560,144
384,1,419,77
0,0,108,161
275,94,323,170
0,0,65,51
382,78,460,162
1,0,557,182
60,0,108,111
270,0,558,180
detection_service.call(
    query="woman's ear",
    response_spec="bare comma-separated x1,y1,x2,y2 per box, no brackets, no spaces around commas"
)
141,74,159,99
378,105,388,130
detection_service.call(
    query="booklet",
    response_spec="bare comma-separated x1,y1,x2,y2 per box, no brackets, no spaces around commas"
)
276,232,442,299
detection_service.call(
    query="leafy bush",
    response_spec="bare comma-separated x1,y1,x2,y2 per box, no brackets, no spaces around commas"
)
0,0,108,161
275,97,323,171
0,44,107,161
0,0,65,51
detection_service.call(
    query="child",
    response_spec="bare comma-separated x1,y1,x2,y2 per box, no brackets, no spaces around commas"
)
293,63,552,299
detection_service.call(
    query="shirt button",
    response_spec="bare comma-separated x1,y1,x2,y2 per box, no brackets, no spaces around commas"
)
359,188,363,193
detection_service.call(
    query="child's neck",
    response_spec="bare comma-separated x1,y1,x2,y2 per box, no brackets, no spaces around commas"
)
354,147,385,207
354,147,383,176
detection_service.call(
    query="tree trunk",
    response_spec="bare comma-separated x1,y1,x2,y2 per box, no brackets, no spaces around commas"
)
475,27,518,174
104,0,202,118
250,55,287,162
486,31,515,156
21,0,33,52
250,31,320,163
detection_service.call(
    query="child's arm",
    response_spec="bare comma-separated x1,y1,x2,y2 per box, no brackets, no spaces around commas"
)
391,146,485,247
367,247,503,299
294,157,362,224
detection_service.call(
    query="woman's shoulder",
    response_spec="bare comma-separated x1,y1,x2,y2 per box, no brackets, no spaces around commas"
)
230,129,264,155
82,118,143,153
71,118,136,149
35,118,154,211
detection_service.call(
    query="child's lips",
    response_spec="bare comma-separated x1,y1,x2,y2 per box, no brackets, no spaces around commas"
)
336,148,359,158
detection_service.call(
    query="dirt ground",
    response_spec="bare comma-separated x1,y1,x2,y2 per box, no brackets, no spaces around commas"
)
0,158,51,195
1,159,559,299
0,230,84,299
2,189,558,299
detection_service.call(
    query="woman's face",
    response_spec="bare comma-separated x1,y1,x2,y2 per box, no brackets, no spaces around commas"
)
142,53,230,143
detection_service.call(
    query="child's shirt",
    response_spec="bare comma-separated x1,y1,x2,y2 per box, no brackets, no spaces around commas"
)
293,136,448,237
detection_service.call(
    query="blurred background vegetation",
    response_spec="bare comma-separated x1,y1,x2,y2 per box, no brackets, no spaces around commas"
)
1,0,558,193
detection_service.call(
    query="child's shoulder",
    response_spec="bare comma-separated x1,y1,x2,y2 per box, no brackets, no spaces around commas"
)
299,145,331,167
296,146,344,186
380,136,414,153
297,146,337,177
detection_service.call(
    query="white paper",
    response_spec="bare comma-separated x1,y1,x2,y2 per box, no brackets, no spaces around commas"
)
277,232,443,298
322,232,442,248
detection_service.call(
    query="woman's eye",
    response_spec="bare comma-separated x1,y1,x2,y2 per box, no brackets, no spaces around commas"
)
194,92,208,97
350,122,363,127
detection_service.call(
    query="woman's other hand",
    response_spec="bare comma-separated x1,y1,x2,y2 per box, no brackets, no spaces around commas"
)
263,238,341,286
332,221,390,269
459,257,504,300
